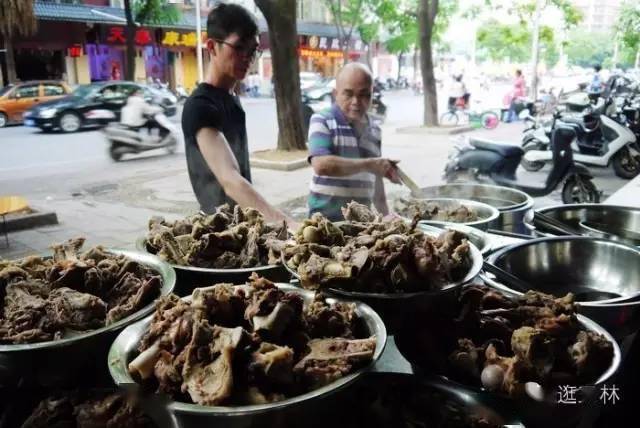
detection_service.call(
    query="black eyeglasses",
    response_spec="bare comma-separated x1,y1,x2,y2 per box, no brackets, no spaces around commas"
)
214,39,262,61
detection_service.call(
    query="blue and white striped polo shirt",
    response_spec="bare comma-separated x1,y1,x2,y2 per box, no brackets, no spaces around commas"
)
307,104,382,221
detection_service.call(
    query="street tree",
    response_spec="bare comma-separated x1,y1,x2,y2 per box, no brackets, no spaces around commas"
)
324,0,367,60
509,0,582,98
616,2,640,68
123,0,180,81
564,30,613,68
255,0,306,151
0,0,37,84
476,20,555,65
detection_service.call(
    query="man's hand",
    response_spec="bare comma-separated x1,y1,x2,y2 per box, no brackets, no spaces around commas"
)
368,158,401,184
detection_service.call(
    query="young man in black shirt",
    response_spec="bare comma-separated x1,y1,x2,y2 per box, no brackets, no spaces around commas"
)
182,3,294,225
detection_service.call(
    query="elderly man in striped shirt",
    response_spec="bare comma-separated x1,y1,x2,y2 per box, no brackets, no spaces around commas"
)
307,63,401,221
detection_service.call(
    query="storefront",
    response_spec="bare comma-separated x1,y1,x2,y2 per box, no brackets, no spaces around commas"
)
90,25,168,83
297,35,366,77
159,29,206,94
2,21,89,85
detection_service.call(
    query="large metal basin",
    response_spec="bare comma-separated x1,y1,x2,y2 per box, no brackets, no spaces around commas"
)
0,249,175,387
523,204,640,247
136,237,290,296
418,184,534,233
108,284,386,428
404,197,500,231
283,241,483,332
486,236,640,337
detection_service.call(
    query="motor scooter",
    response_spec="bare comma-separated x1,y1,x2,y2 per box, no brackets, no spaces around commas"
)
444,125,600,204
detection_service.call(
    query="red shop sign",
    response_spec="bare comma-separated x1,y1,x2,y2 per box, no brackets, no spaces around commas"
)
105,27,153,45
68,44,83,57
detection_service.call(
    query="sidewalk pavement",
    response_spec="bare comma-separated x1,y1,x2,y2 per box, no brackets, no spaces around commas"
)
0,120,626,260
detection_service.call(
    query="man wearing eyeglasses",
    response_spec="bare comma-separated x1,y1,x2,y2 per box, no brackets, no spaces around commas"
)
182,4,294,225
307,63,401,221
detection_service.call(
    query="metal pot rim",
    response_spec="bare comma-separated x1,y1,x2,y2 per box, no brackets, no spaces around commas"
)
419,184,534,212
282,241,483,300
0,248,176,352
486,235,640,305
135,237,282,274
399,314,621,396
400,197,501,228
108,283,387,416
523,204,640,238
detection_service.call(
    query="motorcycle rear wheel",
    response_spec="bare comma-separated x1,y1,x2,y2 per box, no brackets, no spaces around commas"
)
109,146,126,162
440,111,459,126
612,147,640,179
561,176,600,204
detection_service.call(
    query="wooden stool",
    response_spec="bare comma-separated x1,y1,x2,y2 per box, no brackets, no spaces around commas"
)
0,196,29,248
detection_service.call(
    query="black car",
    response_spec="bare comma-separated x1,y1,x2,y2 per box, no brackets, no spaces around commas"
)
23,81,177,133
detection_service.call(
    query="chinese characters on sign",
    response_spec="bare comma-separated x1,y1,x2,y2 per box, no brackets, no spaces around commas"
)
299,48,344,59
557,385,620,405
161,31,206,48
106,27,152,45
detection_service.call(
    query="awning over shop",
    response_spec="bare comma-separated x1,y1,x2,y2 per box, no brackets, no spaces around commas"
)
33,1,351,39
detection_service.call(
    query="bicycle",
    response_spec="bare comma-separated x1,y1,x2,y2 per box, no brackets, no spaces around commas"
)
439,98,500,129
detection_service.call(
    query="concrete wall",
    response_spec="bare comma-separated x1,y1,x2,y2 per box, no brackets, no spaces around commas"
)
64,55,91,85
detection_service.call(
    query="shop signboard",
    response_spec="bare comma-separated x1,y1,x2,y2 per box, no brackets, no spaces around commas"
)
160,30,207,48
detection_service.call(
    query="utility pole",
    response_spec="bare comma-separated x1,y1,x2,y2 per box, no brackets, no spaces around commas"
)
529,0,543,100
195,0,204,83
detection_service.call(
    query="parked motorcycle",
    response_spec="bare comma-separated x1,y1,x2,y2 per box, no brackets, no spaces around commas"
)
522,98,639,179
370,90,387,124
444,124,600,204
100,109,178,162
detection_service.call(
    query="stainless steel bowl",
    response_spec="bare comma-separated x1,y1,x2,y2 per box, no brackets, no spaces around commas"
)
136,237,290,296
398,197,500,231
485,236,640,336
395,310,620,428
418,223,493,256
523,204,640,247
108,284,386,427
418,184,534,233
283,242,483,332
0,248,176,387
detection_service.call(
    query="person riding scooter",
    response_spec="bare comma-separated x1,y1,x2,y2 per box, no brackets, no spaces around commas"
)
121,89,175,141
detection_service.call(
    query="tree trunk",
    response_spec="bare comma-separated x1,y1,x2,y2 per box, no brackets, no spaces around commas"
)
5,37,17,83
397,52,404,80
256,0,306,151
418,0,439,126
364,42,373,68
529,0,543,100
124,0,136,81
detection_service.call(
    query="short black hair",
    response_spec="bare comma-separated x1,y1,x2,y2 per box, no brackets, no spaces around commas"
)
207,3,258,42
594,64,602,72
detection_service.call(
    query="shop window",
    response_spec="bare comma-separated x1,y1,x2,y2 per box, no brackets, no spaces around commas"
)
14,85,39,99
43,84,65,96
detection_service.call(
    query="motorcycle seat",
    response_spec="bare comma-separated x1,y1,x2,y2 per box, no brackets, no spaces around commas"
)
468,138,524,157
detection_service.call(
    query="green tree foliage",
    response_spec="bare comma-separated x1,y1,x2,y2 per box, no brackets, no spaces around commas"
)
134,0,180,24
616,2,640,59
564,30,613,68
476,20,555,64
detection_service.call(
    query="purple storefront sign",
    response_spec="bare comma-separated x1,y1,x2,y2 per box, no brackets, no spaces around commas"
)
87,44,124,81
143,46,168,82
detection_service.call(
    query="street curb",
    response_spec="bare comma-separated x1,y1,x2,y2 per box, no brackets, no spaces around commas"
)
250,158,309,171
4,209,59,232
396,125,475,135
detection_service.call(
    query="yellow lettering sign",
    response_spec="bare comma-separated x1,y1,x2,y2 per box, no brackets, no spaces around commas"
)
181,32,198,47
162,31,180,46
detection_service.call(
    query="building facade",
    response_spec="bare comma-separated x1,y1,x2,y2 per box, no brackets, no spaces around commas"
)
1,0,363,90
572,0,622,34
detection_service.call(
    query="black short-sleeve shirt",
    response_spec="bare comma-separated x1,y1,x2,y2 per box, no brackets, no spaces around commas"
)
182,83,251,213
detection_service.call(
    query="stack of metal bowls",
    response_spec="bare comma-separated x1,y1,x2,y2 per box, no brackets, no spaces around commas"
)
523,204,640,247
418,184,534,234
485,236,640,338
0,249,176,387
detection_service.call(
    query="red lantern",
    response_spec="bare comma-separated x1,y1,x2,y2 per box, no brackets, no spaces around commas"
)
69,44,83,57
